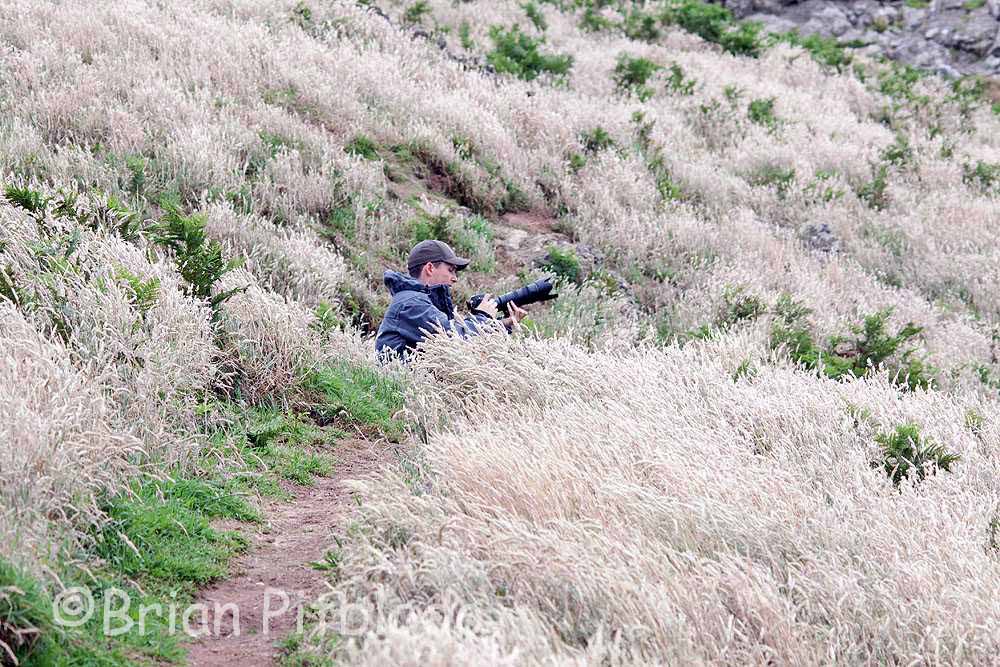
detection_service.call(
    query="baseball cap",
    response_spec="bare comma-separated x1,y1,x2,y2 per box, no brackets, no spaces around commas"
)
407,239,471,273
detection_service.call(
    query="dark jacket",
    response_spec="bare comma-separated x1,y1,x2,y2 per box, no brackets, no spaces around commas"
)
374,271,494,359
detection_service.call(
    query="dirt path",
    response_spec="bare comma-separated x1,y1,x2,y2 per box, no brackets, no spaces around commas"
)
185,438,391,667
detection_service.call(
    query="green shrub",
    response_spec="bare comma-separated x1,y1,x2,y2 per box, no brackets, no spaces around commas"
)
344,134,379,160
747,97,778,129
542,245,582,284
732,358,758,382
613,54,661,100
666,63,696,95
858,164,890,210
718,21,762,57
660,1,762,56
403,1,430,24
115,268,161,321
580,126,615,154
771,296,936,391
963,161,1000,194
148,200,245,314
717,285,766,328
660,0,732,43
773,31,853,72
523,1,547,31
486,25,573,81
623,8,660,41
459,21,474,49
878,63,928,105
874,423,959,487
964,0,986,9
881,134,913,167
579,7,614,32
748,164,795,198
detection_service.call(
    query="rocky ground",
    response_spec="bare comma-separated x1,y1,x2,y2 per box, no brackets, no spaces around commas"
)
716,0,1000,78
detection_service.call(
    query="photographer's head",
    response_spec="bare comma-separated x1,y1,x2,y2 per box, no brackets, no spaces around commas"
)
407,240,469,287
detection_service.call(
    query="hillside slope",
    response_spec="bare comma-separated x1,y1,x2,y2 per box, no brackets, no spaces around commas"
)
1,0,999,665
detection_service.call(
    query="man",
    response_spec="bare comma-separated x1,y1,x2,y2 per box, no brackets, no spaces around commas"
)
375,239,528,359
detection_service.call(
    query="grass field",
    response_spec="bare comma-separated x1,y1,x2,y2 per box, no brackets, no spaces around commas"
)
2,0,999,664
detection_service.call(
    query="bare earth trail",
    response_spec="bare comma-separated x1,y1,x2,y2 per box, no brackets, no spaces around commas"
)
185,438,392,667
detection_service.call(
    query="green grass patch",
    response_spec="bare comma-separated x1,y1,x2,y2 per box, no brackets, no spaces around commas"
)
486,25,573,81
542,245,582,284
94,476,256,598
305,363,406,440
344,135,379,161
613,54,661,101
874,423,959,487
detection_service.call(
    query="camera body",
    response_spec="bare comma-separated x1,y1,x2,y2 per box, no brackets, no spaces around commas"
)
468,278,558,317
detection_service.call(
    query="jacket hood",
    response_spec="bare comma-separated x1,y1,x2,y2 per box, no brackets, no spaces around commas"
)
383,270,428,296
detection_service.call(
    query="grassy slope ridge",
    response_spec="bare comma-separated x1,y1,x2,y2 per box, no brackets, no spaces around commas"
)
0,0,998,664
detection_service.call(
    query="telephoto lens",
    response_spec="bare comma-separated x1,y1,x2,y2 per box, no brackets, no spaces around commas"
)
468,279,558,317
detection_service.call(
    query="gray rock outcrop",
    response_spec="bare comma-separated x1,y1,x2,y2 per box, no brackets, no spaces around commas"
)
715,0,1000,78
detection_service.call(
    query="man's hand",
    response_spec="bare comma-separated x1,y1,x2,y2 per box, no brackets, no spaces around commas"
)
501,302,528,330
508,302,528,323
473,294,500,319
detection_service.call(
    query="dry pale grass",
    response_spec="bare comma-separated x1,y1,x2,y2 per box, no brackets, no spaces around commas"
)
1,0,999,662
317,333,1000,665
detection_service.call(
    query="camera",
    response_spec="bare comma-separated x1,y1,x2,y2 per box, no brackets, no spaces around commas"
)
468,278,558,317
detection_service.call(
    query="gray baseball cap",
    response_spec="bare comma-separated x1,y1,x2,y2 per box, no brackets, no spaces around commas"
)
407,239,470,273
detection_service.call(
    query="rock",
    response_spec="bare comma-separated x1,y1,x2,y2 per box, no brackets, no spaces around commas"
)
499,228,528,252
804,5,851,37
803,223,837,254
713,0,1000,78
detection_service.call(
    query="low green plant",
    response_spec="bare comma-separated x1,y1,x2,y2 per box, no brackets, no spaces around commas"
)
666,63,696,95
623,8,660,41
732,358,758,382
115,268,161,321
580,126,615,154
486,25,573,82
772,31,853,72
857,164,890,210
717,285,766,328
402,1,430,24
771,295,936,390
542,245,582,284
748,164,795,198
95,476,255,597
747,97,778,129
963,160,1000,194
874,423,959,487
613,54,661,101
459,21,474,49
148,199,245,315
881,134,913,167
659,0,762,56
522,1,547,31
579,7,614,32
964,0,986,9
305,363,406,439
344,134,379,160
904,0,929,8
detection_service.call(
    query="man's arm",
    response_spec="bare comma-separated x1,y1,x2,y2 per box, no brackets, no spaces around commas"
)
396,299,497,345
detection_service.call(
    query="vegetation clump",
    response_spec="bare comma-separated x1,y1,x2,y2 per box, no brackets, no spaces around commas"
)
771,295,936,391
486,25,573,81
874,423,960,487
613,54,662,101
